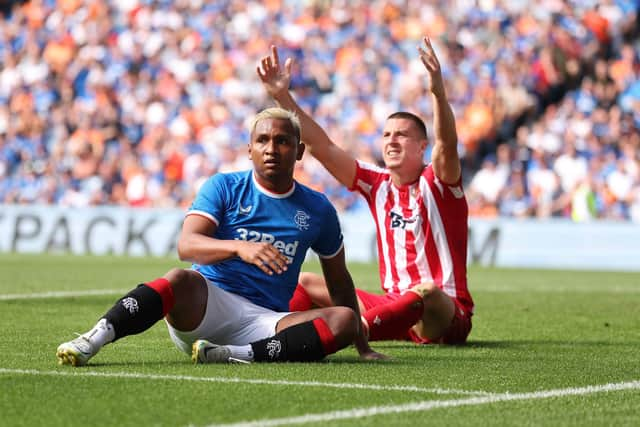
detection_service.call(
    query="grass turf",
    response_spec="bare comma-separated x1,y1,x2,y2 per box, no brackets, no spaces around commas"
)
0,254,638,426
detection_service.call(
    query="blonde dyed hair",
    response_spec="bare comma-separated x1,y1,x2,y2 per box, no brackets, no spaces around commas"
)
249,107,301,142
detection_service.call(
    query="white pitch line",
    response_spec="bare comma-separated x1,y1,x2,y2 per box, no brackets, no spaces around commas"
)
0,289,128,301
0,368,492,396
481,286,640,294
2,285,639,301
209,380,640,427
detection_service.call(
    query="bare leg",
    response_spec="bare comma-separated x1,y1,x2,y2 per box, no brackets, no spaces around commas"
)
299,272,366,312
163,268,208,331
57,267,208,366
276,306,358,350
195,306,360,363
410,283,455,341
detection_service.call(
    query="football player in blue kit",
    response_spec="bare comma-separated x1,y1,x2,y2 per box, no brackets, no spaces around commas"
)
57,107,384,365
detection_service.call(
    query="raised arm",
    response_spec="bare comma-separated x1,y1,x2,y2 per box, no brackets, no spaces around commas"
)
177,215,289,276
257,46,357,188
319,248,386,360
418,37,461,184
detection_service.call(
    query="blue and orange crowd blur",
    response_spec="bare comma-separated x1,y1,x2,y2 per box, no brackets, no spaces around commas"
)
0,0,639,222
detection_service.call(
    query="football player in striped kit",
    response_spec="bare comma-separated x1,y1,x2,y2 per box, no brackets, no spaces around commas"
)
57,107,384,366
259,37,473,345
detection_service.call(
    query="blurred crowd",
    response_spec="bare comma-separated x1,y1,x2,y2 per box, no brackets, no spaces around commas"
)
0,0,639,221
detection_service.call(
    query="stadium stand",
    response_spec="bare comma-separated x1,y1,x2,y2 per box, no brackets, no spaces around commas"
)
0,0,638,221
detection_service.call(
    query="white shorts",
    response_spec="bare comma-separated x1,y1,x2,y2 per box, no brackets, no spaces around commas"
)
166,275,290,354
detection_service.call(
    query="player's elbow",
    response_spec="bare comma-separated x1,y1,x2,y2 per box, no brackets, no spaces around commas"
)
176,235,192,262
432,156,461,184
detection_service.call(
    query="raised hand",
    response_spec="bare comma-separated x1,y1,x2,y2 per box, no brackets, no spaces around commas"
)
257,45,293,98
417,36,446,98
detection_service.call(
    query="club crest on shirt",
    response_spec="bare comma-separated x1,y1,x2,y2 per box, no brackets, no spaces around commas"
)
294,210,310,230
390,211,417,229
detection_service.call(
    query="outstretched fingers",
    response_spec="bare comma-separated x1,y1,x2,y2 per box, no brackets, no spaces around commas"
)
257,46,276,78
257,60,267,80
257,45,293,96
271,44,280,68
270,46,293,75
257,45,293,82
417,36,440,72
284,57,293,75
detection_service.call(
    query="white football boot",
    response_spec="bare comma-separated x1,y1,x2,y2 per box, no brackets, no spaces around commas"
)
191,340,250,364
56,335,99,367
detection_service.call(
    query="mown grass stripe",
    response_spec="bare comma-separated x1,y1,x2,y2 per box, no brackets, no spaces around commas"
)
0,368,493,396
211,380,640,427
2,285,639,301
0,290,128,300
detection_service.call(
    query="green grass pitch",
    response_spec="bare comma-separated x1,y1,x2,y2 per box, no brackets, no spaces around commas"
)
1,253,639,426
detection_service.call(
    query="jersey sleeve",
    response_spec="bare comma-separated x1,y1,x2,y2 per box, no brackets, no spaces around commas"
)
311,199,344,258
187,174,228,225
349,160,387,203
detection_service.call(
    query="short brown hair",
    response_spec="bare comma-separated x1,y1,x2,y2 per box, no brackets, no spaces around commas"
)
387,112,428,140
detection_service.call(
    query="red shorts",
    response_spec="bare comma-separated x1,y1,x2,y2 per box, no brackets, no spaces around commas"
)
356,289,472,345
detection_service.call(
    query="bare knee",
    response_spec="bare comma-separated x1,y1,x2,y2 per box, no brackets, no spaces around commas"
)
298,272,332,308
162,268,207,331
299,272,321,288
163,268,191,287
323,306,359,348
162,268,206,309
413,281,438,296
412,284,456,340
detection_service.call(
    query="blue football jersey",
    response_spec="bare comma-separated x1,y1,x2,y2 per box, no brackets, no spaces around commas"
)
187,170,343,311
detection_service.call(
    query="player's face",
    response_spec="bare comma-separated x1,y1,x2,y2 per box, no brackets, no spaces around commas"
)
249,118,304,191
381,118,427,171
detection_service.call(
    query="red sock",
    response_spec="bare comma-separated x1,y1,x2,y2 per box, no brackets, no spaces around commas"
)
144,278,175,316
289,283,313,311
312,317,337,355
363,292,424,341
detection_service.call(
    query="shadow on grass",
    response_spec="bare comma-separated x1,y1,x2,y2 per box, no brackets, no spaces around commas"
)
466,339,639,348
58,360,191,369
55,339,636,369
369,339,638,349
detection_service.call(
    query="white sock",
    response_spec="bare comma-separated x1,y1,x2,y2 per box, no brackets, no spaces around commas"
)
225,344,254,362
83,318,116,348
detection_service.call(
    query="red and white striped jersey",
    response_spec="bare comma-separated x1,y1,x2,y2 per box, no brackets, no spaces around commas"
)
350,160,473,312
